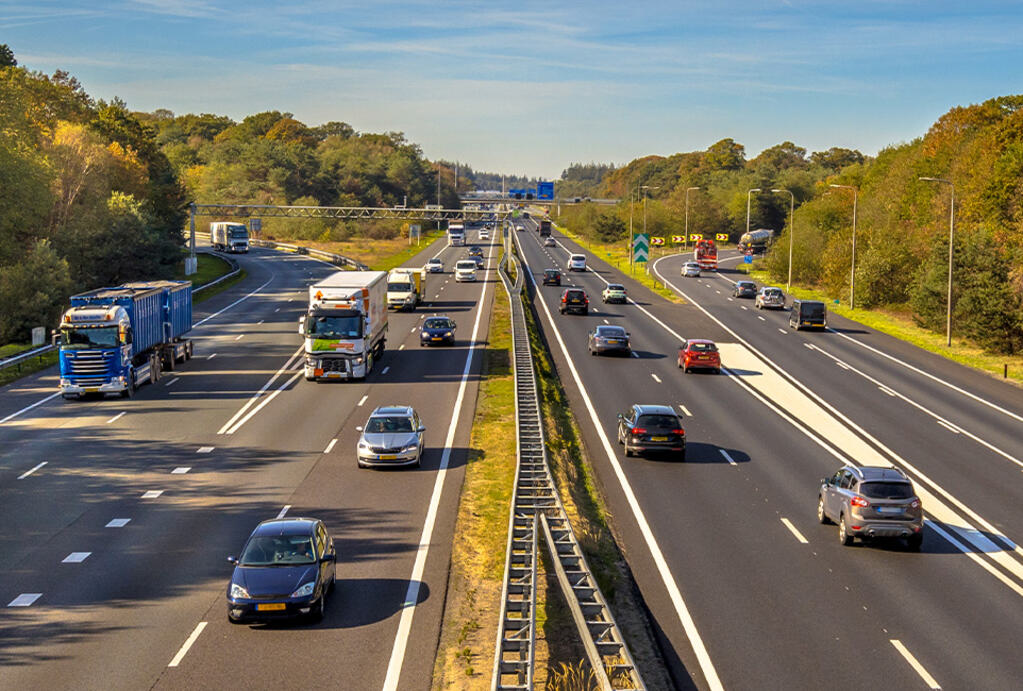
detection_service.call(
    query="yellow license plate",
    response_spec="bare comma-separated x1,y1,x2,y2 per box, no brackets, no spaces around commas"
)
432,337,442,341
256,603,286,611
86,387,100,393
327,371,341,377
378,454,397,460
651,436,668,442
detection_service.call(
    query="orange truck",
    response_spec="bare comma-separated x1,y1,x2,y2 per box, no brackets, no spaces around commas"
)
694,239,718,270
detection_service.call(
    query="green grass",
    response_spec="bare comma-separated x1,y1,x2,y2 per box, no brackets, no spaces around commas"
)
174,253,247,304
747,268,1023,385
367,230,446,272
0,344,58,388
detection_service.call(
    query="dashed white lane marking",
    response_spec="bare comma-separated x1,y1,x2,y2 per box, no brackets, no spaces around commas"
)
758,316,766,321
726,297,733,302
603,319,610,324
716,290,721,294
358,395,369,406
399,344,406,351
257,320,264,325
719,449,738,466
679,405,693,417
740,305,748,310
890,639,941,689
171,467,191,474
382,366,390,375
234,334,244,341
62,552,91,563
7,593,41,607
141,490,163,499
197,447,214,454
17,461,47,479
276,505,291,519
168,621,208,668
936,419,961,434
651,374,662,383
803,342,816,350
106,411,126,424
206,353,217,360
780,518,809,544
411,327,417,333
324,438,338,453
274,308,280,312
631,352,639,358
777,328,787,334
0,392,61,425
106,518,131,528
165,377,180,387
288,297,294,302
878,385,897,397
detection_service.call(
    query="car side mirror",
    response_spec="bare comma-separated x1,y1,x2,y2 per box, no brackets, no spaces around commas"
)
320,554,336,563
356,426,363,432
617,414,623,420
227,556,238,565
820,477,830,487
418,426,426,433
626,332,630,337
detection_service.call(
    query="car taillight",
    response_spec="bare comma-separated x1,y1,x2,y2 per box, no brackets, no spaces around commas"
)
672,429,685,435
850,496,870,508
631,427,646,435
584,297,589,303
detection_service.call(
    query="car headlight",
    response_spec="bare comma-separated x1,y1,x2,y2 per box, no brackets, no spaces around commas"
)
291,582,315,598
230,583,250,599
354,357,363,364
358,440,371,449
444,331,453,337
402,443,419,453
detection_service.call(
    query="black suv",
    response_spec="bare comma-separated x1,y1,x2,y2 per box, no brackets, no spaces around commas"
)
733,280,757,298
617,404,686,460
542,269,561,286
559,288,588,315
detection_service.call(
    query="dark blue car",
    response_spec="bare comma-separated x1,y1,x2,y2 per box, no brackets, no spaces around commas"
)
227,518,336,624
420,316,457,346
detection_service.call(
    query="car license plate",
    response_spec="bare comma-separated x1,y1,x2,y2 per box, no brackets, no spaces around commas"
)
86,387,99,393
878,507,902,514
607,339,619,344
432,337,442,341
327,371,341,377
256,603,286,611
651,436,668,442
378,454,397,460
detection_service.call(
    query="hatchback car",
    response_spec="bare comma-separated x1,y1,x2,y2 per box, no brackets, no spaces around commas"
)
227,518,336,624
479,229,490,240
468,246,483,257
818,466,923,549
733,280,757,298
567,254,587,271
516,224,525,232
559,288,589,315
356,405,426,468
682,262,701,278
542,269,562,286
588,325,631,356
755,286,785,309
678,339,721,373
467,254,485,269
425,257,444,273
617,404,686,460
420,316,456,346
789,299,827,330
602,284,627,303
543,237,556,247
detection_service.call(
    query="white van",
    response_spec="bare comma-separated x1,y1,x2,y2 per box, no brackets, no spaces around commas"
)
455,259,478,282
567,254,587,272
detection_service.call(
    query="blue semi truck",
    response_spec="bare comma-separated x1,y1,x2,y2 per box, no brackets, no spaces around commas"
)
57,281,194,399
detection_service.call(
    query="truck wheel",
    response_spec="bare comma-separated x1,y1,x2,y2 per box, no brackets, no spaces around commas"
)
150,354,161,384
185,341,193,360
122,371,136,398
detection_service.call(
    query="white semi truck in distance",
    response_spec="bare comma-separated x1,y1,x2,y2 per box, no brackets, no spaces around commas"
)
210,222,250,253
300,271,388,381
447,222,465,247
386,268,427,311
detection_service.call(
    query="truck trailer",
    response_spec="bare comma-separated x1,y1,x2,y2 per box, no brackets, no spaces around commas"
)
58,281,193,399
538,219,552,237
386,268,427,311
300,271,388,381
210,222,250,253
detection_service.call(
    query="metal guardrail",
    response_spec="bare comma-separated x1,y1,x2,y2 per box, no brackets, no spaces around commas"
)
193,230,371,271
0,344,56,373
492,233,644,690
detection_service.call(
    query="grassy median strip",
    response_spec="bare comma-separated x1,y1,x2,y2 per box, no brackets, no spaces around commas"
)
433,262,516,689
175,252,247,304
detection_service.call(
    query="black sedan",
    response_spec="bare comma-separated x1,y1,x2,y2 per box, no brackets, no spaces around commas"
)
467,254,485,269
588,325,631,356
227,518,336,624
733,280,757,298
467,245,484,257
420,316,456,346
542,269,561,286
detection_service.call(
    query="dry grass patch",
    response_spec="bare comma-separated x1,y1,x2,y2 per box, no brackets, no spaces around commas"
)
286,231,446,271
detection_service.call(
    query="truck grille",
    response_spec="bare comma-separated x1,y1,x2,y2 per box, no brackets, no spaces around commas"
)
68,352,114,382
321,358,348,373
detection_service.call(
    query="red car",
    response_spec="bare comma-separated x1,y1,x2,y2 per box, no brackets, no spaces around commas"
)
678,339,721,373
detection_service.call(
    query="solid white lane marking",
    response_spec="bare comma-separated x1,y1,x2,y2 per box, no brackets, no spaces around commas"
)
193,277,274,327
0,392,61,425
358,395,368,406
679,405,692,417
936,419,961,434
516,242,725,691
780,518,809,544
324,439,338,453
276,505,291,519
223,372,302,435
62,552,91,563
777,328,787,334
218,346,304,434
836,361,851,370
651,374,662,383
168,621,207,667
17,461,47,479
7,593,41,607
719,449,737,466
891,639,941,689
165,377,180,387
171,467,191,474
141,490,163,499
197,447,214,454
803,342,816,350
383,240,494,691
234,334,244,341
878,385,897,396
206,353,217,360
106,411,126,424
382,366,390,375
106,518,131,528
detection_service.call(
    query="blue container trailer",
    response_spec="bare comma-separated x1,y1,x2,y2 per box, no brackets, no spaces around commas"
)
58,281,194,399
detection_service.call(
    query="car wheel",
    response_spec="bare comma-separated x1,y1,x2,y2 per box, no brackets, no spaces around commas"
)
838,514,853,545
228,614,243,625
817,496,831,524
906,533,923,551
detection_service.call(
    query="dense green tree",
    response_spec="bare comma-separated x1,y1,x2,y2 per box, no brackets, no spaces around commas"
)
594,213,627,242
0,240,73,343
0,43,16,67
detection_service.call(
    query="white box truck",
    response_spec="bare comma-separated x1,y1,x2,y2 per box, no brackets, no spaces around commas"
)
386,268,427,311
210,222,250,253
447,222,465,247
300,271,388,381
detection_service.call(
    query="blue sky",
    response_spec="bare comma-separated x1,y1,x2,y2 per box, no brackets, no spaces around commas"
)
4,1,1022,178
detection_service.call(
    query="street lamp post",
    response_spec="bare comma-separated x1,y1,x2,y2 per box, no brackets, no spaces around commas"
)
684,187,700,252
629,189,635,270
771,189,795,293
920,177,955,347
829,184,858,309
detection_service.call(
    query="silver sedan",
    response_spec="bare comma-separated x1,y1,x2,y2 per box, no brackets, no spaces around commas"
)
356,405,426,468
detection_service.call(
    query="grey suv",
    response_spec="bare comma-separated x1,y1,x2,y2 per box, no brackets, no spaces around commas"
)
818,466,923,549
617,404,686,460
356,405,426,468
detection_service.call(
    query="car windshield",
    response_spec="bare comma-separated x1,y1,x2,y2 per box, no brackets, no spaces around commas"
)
366,416,414,433
239,535,316,566
596,327,626,337
739,282,755,289
608,285,624,291
456,261,477,269
571,255,584,262
764,289,782,297
61,326,120,349
387,281,412,291
566,291,585,299
636,415,680,430
427,259,441,265
860,482,914,499
424,318,453,329
688,342,717,352
307,315,362,339
229,228,248,238
802,303,826,318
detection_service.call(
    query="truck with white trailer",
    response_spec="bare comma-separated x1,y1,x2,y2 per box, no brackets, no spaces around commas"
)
300,271,388,381
386,268,427,311
210,221,250,253
57,281,193,399
447,222,466,247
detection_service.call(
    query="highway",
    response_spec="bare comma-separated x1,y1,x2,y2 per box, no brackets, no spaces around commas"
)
0,235,497,689
514,220,1023,690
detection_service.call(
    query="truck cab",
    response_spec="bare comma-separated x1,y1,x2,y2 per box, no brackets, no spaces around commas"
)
386,268,425,311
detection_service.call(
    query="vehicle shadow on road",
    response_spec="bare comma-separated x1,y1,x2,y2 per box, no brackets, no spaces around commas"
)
254,579,429,630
